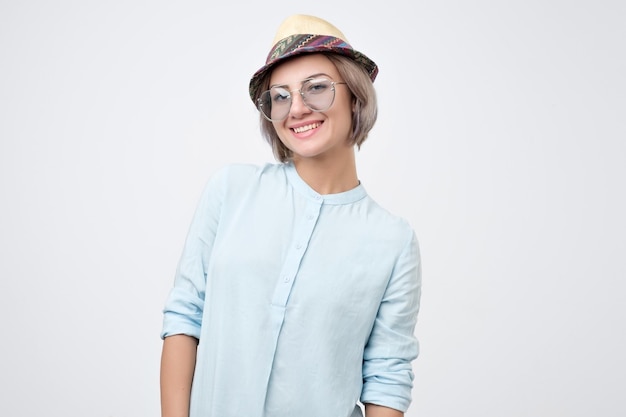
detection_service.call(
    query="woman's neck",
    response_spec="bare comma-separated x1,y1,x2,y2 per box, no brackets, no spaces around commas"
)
292,150,359,195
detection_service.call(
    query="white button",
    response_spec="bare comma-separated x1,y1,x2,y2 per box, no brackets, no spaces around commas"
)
283,276,290,283
314,195,322,200
296,243,302,250
306,214,314,220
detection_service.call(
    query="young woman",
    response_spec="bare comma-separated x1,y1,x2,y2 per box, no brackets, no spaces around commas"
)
160,14,422,417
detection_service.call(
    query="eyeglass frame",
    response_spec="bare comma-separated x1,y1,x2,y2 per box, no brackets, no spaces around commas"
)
256,77,347,122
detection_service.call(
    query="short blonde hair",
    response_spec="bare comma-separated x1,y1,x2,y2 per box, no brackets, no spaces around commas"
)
253,53,378,162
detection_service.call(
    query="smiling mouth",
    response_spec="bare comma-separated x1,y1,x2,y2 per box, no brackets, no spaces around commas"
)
292,122,321,134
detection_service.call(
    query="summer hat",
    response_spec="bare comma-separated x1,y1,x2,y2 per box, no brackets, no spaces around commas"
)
248,14,378,103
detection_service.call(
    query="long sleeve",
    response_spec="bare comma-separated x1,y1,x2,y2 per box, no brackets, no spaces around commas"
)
361,230,422,412
161,167,227,340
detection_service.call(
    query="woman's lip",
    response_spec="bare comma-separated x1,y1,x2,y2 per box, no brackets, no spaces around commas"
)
291,122,322,134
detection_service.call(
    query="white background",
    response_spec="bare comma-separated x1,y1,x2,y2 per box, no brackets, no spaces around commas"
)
1,1,624,416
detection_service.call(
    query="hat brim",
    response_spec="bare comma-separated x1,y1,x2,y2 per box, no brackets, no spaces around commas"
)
248,34,378,103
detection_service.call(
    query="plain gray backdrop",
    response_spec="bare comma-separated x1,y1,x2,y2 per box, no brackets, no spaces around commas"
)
1,1,624,416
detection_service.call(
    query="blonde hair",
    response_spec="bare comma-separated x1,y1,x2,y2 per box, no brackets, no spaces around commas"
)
254,53,378,162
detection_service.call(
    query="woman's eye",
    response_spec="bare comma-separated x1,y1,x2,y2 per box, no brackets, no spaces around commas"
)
272,88,290,103
306,80,330,94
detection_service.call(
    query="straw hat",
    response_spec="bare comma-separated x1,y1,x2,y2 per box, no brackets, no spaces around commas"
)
248,14,378,102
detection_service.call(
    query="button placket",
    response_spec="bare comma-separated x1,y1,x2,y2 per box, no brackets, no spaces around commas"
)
271,199,322,306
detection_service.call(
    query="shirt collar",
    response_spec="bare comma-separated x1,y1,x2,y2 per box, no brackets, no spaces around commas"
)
284,162,367,205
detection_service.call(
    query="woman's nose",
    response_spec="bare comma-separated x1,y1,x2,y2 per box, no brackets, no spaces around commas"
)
288,92,311,118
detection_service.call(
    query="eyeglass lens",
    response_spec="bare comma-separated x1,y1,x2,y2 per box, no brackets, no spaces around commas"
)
258,78,337,121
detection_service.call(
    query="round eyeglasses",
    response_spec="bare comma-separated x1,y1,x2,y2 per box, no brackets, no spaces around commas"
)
257,78,347,122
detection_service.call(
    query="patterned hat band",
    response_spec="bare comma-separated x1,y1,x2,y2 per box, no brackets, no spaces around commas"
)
248,16,378,103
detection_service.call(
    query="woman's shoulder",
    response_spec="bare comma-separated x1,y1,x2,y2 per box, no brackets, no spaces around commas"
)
201,163,290,202
209,162,286,184
360,195,417,245
364,194,413,226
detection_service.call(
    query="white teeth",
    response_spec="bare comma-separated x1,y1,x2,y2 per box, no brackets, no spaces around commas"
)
293,123,320,133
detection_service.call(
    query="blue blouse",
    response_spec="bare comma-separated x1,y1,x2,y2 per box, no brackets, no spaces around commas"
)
161,163,421,417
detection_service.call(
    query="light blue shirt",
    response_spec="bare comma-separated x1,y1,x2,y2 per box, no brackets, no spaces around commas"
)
161,163,421,417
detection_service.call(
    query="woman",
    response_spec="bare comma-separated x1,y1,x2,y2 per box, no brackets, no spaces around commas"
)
160,14,422,417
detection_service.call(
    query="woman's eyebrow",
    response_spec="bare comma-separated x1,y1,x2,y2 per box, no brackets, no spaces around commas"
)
269,73,332,89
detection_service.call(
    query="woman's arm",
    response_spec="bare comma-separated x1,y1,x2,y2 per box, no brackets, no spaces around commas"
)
160,334,199,417
365,403,404,417
361,231,421,413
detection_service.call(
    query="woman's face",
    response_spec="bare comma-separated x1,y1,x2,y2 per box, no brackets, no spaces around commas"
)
268,54,353,163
